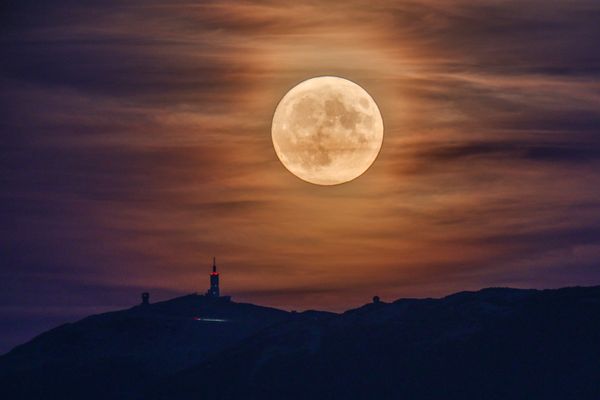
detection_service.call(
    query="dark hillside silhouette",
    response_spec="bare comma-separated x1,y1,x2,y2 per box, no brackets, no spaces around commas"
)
147,286,600,400
2,286,600,399
0,294,299,399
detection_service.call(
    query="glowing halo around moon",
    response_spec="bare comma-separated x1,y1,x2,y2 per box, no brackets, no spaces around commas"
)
271,76,384,185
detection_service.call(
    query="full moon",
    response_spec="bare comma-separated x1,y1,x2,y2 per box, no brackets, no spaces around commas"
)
271,76,384,185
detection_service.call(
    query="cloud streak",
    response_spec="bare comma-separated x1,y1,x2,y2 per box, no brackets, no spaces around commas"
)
1,0,600,352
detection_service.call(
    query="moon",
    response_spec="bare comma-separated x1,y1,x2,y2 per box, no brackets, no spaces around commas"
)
271,76,384,185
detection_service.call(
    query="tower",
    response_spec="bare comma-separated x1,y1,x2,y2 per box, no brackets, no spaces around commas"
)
206,257,220,297
141,292,149,306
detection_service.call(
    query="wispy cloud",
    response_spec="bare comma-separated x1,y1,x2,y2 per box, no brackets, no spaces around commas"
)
2,0,600,352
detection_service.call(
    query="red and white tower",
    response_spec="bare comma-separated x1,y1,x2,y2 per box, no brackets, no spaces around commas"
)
206,257,220,297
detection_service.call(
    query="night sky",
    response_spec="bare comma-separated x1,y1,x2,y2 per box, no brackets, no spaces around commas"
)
2,0,600,353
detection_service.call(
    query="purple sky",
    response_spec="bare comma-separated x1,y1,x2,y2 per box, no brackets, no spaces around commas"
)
2,0,600,354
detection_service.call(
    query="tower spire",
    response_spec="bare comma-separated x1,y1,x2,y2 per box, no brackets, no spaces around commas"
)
207,257,220,297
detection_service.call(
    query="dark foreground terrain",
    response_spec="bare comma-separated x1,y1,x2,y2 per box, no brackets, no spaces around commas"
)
2,286,600,399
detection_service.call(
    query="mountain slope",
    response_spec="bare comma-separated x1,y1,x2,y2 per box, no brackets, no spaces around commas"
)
147,286,600,400
3,286,600,400
0,294,294,399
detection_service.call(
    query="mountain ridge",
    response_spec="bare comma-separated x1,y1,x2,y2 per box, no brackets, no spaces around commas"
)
2,285,600,399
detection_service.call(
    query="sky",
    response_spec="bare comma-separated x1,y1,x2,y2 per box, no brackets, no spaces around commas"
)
2,0,600,353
